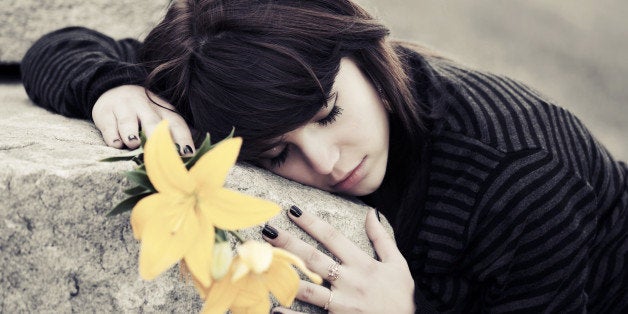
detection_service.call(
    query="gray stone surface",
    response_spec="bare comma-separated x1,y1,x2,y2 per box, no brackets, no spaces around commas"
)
1,0,169,63
0,82,389,312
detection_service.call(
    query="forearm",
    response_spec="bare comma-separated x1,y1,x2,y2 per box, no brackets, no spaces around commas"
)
21,26,146,119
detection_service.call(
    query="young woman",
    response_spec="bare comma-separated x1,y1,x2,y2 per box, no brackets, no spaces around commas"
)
21,0,627,312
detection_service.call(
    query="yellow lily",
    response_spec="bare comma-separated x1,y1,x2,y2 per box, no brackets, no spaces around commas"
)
198,241,323,314
130,121,280,288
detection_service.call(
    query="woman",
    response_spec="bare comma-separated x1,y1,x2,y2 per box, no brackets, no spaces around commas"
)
21,0,627,312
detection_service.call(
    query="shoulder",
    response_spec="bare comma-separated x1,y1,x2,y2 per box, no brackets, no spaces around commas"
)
420,136,599,270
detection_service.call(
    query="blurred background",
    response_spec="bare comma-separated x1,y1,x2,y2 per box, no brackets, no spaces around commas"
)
359,0,627,161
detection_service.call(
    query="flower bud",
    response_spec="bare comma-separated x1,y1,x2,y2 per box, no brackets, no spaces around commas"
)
211,241,233,280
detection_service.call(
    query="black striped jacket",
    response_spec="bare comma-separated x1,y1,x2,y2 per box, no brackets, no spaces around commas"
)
407,50,627,312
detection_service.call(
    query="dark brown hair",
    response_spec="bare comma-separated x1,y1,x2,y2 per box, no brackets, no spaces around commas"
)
139,0,425,159
139,0,432,256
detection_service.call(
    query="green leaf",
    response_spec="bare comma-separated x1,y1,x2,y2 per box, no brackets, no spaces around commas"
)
100,156,135,162
100,147,143,163
226,127,235,139
184,133,212,169
106,192,152,217
125,170,156,192
131,153,144,166
140,131,148,148
215,228,228,242
124,185,150,195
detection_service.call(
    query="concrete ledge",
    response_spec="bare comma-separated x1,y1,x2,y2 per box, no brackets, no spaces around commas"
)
0,82,390,312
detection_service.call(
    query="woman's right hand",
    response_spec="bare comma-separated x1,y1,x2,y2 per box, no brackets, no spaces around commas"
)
92,85,195,155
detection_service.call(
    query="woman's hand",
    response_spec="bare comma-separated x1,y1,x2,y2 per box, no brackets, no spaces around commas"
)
262,207,416,313
91,85,195,155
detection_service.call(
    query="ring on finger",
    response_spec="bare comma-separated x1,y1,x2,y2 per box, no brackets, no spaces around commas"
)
327,261,341,282
323,289,334,310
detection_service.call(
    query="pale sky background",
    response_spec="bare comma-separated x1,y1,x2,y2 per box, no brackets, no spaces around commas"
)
358,0,627,161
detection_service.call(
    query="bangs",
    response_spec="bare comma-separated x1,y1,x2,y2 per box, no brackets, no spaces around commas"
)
187,37,342,161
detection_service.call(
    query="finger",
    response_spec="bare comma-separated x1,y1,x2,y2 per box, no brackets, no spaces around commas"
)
288,205,370,264
296,281,336,311
93,109,124,149
262,224,338,280
271,307,304,314
135,103,162,139
114,110,141,149
365,209,404,263
158,113,195,157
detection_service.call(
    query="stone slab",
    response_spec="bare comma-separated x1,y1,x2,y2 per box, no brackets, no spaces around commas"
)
0,82,389,312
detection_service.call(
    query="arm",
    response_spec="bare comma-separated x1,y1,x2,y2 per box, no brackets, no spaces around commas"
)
21,27,196,154
21,26,145,119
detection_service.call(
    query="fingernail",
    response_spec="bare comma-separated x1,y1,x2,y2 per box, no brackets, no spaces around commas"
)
262,224,278,239
128,135,138,141
175,143,181,153
375,209,381,222
289,205,302,217
183,145,193,155
272,311,283,314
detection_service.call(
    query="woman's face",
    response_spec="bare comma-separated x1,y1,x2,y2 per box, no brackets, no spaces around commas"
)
259,58,390,196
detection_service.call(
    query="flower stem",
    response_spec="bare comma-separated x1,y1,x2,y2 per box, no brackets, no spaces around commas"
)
229,230,245,243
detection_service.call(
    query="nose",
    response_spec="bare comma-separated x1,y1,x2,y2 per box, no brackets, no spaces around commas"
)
293,130,338,175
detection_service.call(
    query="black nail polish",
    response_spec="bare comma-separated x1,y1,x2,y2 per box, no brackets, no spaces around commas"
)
272,311,283,314
375,209,382,222
175,143,181,153
289,205,302,217
183,145,193,154
262,224,278,239
128,134,138,141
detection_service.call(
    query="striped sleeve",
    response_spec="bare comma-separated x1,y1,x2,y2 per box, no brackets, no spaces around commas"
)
21,26,145,119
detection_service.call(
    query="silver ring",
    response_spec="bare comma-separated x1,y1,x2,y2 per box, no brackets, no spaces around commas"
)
323,289,334,310
327,261,341,282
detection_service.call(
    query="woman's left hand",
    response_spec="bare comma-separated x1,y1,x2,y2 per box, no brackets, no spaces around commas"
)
262,207,415,313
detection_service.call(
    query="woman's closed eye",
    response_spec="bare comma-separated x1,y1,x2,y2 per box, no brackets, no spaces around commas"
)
270,145,290,168
269,105,343,168
317,105,343,126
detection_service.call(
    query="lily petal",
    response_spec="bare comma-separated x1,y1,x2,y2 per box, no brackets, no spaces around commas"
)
130,193,169,240
231,295,270,314
263,259,300,306
231,276,268,308
190,137,242,190
183,219,215,288
144,120,195,195
273,248,323,284
138,200,200,280
201,274,239,314
200,188,280,230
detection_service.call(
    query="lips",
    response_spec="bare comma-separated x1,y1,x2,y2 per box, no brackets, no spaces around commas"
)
332,157,367,192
